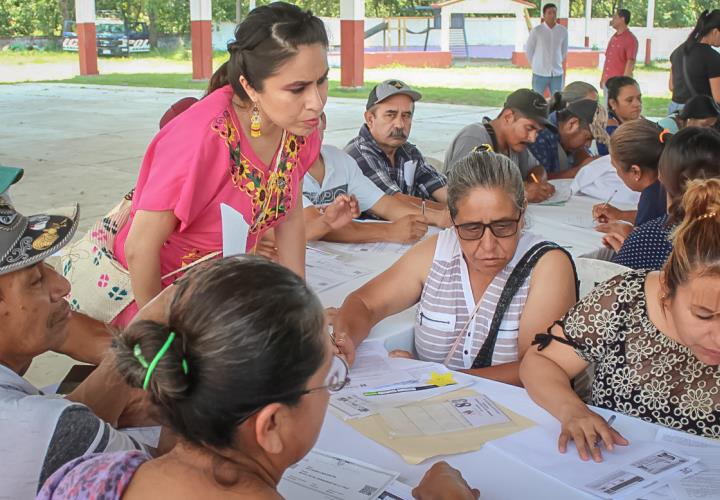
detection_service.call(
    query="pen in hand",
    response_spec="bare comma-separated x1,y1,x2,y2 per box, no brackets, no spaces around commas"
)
530,173,540,184
421,195,426,216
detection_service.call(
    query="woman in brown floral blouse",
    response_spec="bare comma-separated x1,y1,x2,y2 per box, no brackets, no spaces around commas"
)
521,177,720,462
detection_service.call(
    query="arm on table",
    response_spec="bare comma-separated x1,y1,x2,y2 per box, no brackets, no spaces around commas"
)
303,194,360,241
462,248,577,387
370,194,450,228
125,210,178,309
333,236,436,365
396,192,446,211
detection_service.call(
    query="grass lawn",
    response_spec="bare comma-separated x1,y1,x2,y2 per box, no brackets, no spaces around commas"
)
37,72,671,117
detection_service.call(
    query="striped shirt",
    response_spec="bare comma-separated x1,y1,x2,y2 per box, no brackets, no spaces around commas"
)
414,229,544,370
344,124,447,199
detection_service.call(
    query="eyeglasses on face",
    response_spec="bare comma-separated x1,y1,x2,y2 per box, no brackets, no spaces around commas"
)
300,354,351,395
452,211,524,241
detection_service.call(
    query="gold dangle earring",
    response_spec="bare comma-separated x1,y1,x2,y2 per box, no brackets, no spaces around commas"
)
250,102,262,138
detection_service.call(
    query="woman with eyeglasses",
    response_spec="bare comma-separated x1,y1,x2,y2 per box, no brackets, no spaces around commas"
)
38,257,480,499
333,152,578,387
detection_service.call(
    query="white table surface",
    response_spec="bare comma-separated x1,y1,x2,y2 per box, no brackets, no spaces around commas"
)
315,353,662,500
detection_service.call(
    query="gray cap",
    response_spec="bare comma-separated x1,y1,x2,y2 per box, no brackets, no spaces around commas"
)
0,203,79,276
366,79,422,110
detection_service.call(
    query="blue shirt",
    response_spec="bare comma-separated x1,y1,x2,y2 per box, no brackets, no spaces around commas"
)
612,215,672,270
635,180,667,227
527,113,563,173
597,111,619,156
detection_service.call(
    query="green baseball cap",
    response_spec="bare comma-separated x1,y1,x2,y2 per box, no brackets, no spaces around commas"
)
0,166,23,194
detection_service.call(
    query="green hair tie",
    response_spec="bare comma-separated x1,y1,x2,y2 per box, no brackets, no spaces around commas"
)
133,331,189,391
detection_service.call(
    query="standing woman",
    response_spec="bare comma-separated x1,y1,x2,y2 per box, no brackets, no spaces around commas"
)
668,10,720,113
112,3,330,325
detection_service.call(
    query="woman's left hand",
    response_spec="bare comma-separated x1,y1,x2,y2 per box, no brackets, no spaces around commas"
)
602,232,627,252
595,221,634,237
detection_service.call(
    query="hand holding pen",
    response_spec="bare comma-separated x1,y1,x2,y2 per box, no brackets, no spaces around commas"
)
559,406,629,463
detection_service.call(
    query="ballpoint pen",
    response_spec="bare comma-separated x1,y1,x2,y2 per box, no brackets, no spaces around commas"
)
363,384,454,396
530,172,540,183
421,194,426,216
595,415,617,447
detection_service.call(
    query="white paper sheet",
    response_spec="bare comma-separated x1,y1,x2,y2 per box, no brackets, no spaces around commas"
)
379,394,511,437
220,203,249,257
562,212,597,229
488,425,699,499
655,428,720,500
278,449,399,500
305,247,373,293
539,179,574,206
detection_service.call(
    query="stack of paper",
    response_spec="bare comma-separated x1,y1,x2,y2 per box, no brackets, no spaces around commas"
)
278,449,399,500
487,425,701,499
305,246,373,293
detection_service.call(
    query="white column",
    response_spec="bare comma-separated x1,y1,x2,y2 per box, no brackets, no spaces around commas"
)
646,0,655,29
190,0,211,21
584,0,592,47
75,0,95,23
440,9,450,52
514,12,526,52
557,0,570,20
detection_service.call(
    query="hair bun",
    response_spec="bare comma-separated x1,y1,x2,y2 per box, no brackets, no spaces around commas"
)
681,178,720,224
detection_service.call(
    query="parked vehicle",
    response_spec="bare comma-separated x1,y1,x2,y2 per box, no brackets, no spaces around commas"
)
62,17,149,56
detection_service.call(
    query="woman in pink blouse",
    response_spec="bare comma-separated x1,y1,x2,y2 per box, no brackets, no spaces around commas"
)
112,3,341,325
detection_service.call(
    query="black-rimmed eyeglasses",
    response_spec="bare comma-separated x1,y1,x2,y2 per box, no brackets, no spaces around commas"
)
452,210,524,241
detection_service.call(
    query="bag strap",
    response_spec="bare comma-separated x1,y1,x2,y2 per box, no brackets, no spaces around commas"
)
682,52,698,98
482,120,499,152
470,241,578,369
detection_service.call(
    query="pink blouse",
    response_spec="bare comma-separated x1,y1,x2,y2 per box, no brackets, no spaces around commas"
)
114,85,320,285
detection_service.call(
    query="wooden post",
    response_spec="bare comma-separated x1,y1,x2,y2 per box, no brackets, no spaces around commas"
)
340,0,364,88
75,0,98,76
190,0,213,81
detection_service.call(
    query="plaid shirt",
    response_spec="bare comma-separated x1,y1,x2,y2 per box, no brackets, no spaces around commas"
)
344,125,447,199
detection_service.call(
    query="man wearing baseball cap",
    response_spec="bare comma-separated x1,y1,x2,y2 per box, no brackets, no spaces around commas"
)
528,98,610,179
444,88,557,203
0,203,148,498
345,79,448,208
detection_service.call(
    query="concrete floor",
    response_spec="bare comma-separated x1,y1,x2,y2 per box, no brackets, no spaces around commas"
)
0,82,499,387
0,83,498,233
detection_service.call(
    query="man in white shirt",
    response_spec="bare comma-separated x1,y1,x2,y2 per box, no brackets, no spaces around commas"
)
526,3,568,96
0,204,149,498
302,113,450,244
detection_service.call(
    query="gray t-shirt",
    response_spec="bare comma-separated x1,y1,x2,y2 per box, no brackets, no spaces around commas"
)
444,120,538,179
0,365,145,498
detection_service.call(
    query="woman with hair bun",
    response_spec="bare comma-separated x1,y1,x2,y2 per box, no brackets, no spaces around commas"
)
107,2,356,327
522,177,720,463
38,257,480,499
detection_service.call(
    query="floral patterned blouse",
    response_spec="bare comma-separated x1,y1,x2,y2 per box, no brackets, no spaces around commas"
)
561,269,720,439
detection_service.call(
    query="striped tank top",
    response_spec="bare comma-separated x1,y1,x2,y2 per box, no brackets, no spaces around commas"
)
414,228,544,370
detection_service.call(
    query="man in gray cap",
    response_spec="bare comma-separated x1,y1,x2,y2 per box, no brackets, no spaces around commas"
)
345,79,448,209
0,203,149,498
